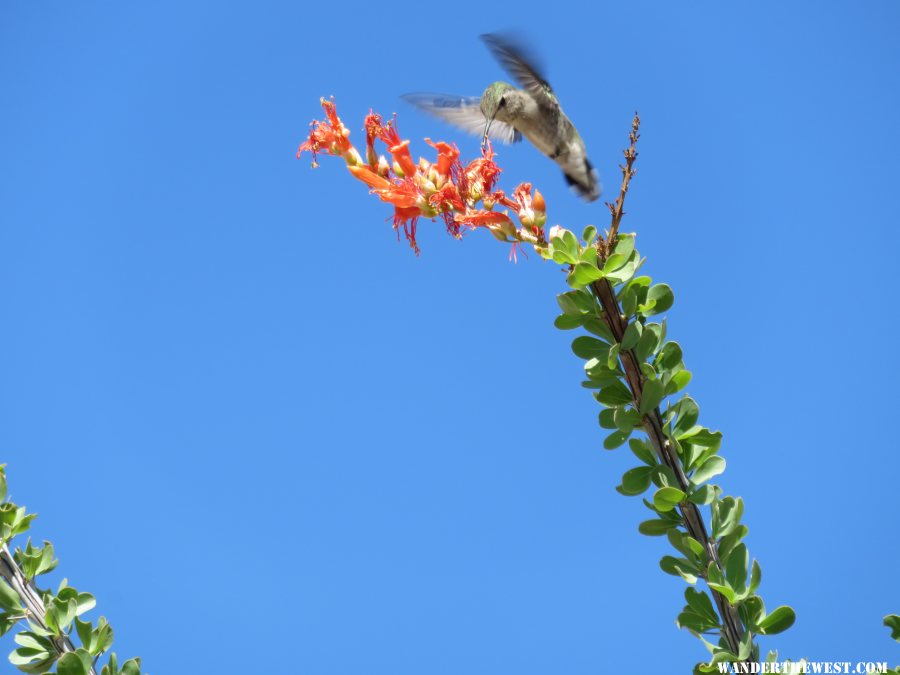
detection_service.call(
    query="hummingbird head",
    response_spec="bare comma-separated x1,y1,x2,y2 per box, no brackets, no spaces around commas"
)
479,81,517,147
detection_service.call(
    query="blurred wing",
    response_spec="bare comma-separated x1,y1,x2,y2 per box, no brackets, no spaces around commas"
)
401,93,522,144
480,33,557,103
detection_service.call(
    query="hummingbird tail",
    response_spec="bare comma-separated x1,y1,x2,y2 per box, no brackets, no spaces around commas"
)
563,159,602,202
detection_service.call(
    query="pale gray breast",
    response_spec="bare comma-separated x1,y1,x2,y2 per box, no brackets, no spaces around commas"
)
514,94,563,157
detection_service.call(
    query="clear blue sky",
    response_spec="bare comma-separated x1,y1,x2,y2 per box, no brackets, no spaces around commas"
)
1,2,898,672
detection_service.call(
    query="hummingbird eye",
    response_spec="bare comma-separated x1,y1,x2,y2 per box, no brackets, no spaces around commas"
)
498,96,506,107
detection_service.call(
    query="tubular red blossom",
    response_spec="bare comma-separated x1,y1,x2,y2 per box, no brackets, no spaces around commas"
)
512,182,534,212
371,116,418,178
297,97,353,164
455,210,514,227
425,138,460,179
349,166,421,209
298,99,552,258
375,179,421,209
429,183,466,238
429,183,464,213
487,189,518,210
364,110,384,167
348,165,392,190
388,139,418,178
462,145,502,201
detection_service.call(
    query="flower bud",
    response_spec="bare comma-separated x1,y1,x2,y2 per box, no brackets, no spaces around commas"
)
548,225,568,241
377,155,391,177
532,190,547,228
518,227,538,244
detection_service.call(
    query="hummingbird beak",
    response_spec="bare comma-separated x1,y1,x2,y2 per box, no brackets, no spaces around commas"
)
481,114,495,151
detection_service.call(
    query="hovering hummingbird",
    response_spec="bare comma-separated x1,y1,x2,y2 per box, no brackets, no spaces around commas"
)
402,33,601,202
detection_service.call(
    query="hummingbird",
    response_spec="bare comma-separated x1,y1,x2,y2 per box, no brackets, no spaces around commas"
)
402,33,601,201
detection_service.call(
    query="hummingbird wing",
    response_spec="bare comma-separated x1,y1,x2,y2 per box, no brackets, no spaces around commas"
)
401,93,522,144
480,33,557,104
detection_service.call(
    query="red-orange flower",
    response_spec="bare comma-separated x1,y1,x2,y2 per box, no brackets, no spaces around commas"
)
348,165,392,190
429,183,466,237
460,141,502,201
364,110,384,168
425,139,461,180
374,118,418,178
456,210,513,227
298,98,552,259
297,97,353,165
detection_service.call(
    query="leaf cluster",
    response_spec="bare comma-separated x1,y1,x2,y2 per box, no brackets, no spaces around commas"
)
0,466,144,675
552,232,796,669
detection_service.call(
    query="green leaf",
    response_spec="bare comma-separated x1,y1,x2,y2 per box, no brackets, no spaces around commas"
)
579,246,598,266
629,438,656,466
666,369,692,394
571,336,610,360
582,316,615,342
598,409,617,429
684,587,719,625
9,646,54,672
582,225,597,244
650,464,679,488
121,657,143,675
556,293,581,316
884,614,900,642
757,606,796,635
749,560,762,594
620,321,642,350
641,283,675,315
737,629,753,661
688,484,717,505
672,397,700,437
656,342,683,371
606,253,643,284
724,543,748,594
550,232,579,264
606,342,620,370
570,262,604,287
602,253,626,274
692,456,726,485
667,529,705,564
660,555,700,584
653,486,686,512
554,313,583,330
0,578,21,613
680,427,723,449
635,323,662,361
741,595,766,628
604,429,630,450
613,406,641,432
618,466,652,496
707,580,736,605
15,540,59,580
676,609,718,634
712,497,744,539
639,378,666,415
595,381,633,406
716,526,749,565
57,651,92,675
584,359,621,386
76,617,93,651
613,234,636,261
638,519,678,536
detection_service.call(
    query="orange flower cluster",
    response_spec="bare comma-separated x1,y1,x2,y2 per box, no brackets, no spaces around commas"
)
297,98,548,257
